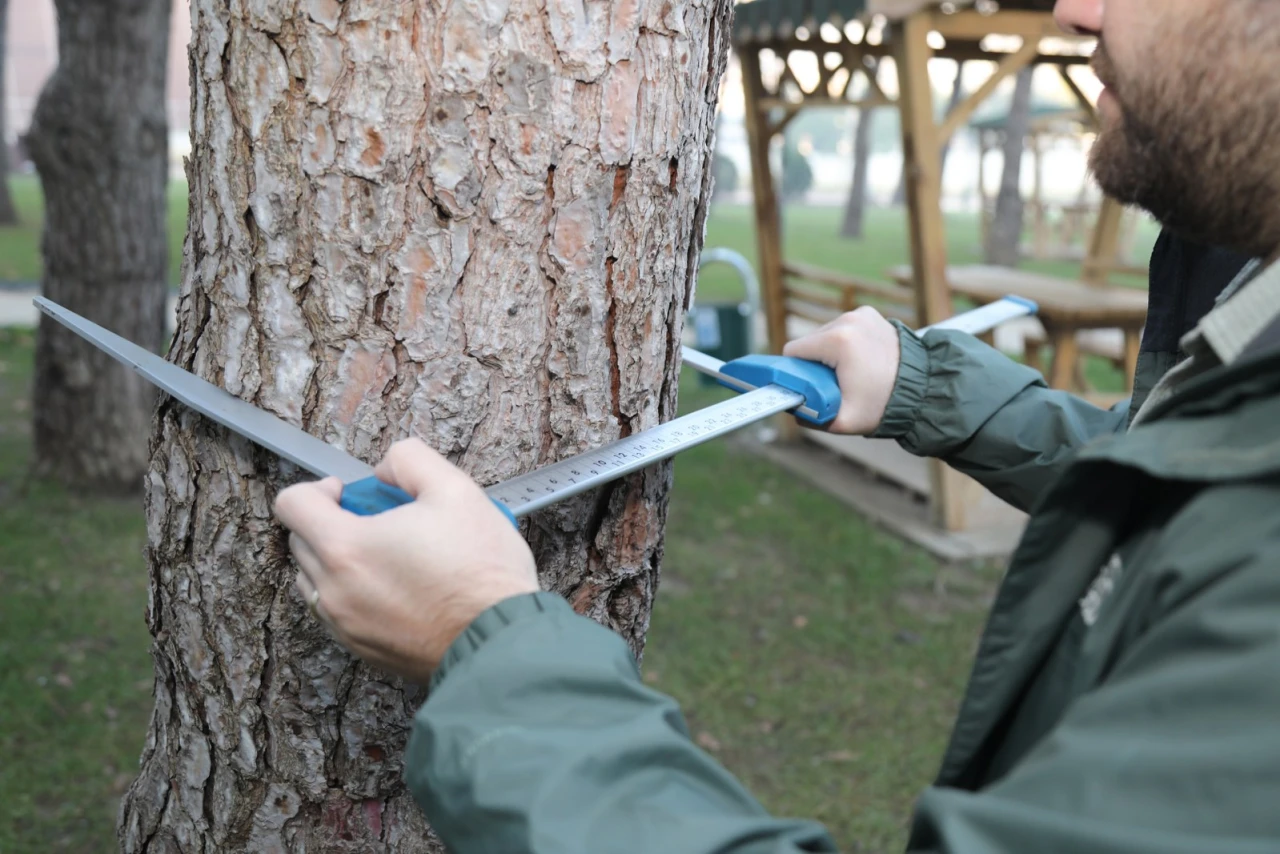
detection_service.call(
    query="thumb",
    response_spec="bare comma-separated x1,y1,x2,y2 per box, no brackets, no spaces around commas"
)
374,438,473,501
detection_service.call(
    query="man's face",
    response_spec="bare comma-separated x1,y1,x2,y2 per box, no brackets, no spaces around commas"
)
1056,0,1280,257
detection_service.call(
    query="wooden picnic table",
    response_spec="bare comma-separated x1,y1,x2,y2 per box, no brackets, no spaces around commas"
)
887,264,1149,391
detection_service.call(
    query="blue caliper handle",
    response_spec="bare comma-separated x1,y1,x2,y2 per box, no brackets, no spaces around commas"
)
339,476,519,527
718,355,842,426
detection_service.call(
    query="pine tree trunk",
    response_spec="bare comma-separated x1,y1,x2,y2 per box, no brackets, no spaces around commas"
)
985,66,1034,266
0,0,19,226
839,106,873,239
26,0,170,490
120,1,732,850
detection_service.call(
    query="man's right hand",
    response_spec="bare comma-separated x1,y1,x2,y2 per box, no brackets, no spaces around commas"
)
782,306,902,435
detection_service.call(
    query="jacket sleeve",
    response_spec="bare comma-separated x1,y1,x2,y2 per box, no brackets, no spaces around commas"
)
907,526,1280,853
407,536,1280,854
405,592,838,854
872,324,1129,511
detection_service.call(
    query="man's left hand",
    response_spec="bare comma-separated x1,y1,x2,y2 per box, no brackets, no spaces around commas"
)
273,439,540,684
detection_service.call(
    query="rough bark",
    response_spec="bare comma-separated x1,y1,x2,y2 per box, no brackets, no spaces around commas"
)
0,0,19,226
26,0,170,489
839,106,873,239
121,0,732,851
985,66,1034,266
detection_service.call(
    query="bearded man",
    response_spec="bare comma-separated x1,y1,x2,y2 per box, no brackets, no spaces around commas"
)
274,0,1280,851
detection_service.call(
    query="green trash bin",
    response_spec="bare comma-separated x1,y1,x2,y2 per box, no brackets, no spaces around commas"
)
691,249,761,387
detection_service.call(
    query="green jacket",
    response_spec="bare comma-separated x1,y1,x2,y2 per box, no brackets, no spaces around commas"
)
403,288,1280,853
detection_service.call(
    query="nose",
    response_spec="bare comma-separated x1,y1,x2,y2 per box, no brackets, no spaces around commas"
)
1054,0,1103,36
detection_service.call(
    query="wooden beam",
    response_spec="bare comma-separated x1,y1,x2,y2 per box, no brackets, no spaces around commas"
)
863,60,892,106
740,48,789,359
930,9,1078,41
767,105,804,136
894,14,966,533
784,298,916,327
783,260,915,303
893,17,950,325
759,95,894,112
1082,196,1126,285
936,40,1039,145
1057,65,1098,128
736,35,1093,69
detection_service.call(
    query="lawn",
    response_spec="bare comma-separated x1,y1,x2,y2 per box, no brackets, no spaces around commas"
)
0,351,998,853
0,175,188,285
0,183,1131,851
694,199,1157,306
0,330,156,851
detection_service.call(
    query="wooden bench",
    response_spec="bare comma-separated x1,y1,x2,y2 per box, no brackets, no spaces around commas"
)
887,264,1148,392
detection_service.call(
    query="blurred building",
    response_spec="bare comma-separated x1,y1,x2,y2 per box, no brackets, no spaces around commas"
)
3,0,192,170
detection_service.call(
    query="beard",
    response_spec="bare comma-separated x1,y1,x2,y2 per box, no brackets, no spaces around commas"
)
1088,13,1280,258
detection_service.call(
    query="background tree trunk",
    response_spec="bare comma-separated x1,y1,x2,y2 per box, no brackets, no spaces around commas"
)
985,66,1034,266
0,0,19,226
26,0,170,489
839,106,873,239
121,0,732,850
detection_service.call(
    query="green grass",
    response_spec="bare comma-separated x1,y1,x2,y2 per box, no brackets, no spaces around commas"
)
0,338,995,853
694,201,1157,306
0,175,188,284
648,382,1000,852
1,194,1136,850
0,329,155,852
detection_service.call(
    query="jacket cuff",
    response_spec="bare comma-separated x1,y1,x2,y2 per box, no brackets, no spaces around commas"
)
871,320,930,440
430,591,569,692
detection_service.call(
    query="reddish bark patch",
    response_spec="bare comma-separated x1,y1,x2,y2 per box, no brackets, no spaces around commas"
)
398,246,436,333
310,123,329,162
611,166,630,207
334,347,388,424
362,128,386,167
364,799,385,838
570,581,604,614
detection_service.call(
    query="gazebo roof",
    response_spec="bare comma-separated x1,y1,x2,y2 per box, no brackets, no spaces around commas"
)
731,0,1059,41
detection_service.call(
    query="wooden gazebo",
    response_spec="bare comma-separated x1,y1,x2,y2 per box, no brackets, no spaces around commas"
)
733,0,1138,533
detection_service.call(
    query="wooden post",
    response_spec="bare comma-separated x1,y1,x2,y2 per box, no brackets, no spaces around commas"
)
978,132,991,250
1032,134,1046,260
740,46,798,442
894,13,966,532
740,48,787,355
894,16,950,326
1082,195,1126,285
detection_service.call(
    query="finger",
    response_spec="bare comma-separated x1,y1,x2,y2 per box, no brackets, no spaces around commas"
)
289,532,327,583
274,479,355,545
313,476,344,502
374,438,473,500
781,328,846,368
294,568,317,602
294,570,333,625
